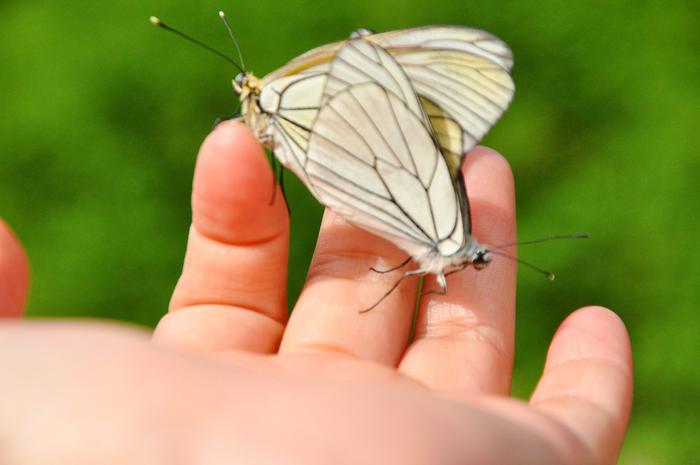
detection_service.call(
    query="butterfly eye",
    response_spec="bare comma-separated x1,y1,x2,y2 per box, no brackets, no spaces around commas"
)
473,250,492,270
234,73,247,89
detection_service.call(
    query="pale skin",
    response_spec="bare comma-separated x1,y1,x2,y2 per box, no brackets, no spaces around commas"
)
0,121,632,464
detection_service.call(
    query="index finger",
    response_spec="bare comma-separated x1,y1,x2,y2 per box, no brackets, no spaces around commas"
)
154,121,290,353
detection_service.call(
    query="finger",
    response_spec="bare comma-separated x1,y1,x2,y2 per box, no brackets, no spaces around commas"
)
399,147,517,396
279,209,420,366
530,306,633,465
0,220,30,317
154,121,289,353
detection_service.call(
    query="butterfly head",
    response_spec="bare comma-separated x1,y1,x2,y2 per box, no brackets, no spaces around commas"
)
233,72,261,99
422,241,493,275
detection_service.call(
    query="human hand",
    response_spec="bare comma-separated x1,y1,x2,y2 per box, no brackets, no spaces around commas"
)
0,121,632,464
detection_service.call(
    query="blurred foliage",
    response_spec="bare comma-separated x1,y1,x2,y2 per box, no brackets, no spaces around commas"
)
1,0,698,463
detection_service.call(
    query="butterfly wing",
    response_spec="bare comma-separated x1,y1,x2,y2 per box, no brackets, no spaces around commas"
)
262,26,514,178
257,68,328,187
380,27,514,177
370,26,512,70
284,39,467,260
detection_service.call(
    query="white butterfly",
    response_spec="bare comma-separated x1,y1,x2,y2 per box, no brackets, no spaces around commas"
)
232,26,514,306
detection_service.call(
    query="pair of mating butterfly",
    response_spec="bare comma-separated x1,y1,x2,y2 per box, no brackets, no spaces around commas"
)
152,14,583,311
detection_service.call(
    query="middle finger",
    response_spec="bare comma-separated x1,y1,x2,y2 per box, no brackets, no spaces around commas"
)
278,210,420,366
400,148,517,397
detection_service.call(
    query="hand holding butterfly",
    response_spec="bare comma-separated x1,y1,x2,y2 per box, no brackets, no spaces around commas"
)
0,121,631,465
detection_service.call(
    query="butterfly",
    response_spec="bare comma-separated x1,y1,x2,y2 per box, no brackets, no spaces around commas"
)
233,26,515,307
151,18,516,309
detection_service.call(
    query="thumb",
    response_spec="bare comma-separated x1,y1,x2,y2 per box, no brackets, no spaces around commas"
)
0,220,30,317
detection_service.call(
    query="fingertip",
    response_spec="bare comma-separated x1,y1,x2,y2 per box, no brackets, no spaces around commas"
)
194,120,274,201
0,220,30,317
197,120,271,198
573,306,627,332
547,306,632,376
462,146,514,188
532,306,633,465
202,120,262,164
192,120,288,244
464,145,506,161
459,146,516,256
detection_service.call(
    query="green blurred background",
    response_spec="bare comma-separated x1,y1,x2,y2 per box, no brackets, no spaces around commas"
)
1,0,697,462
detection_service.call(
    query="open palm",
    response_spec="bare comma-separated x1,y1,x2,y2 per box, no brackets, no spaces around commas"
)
0,121,631,464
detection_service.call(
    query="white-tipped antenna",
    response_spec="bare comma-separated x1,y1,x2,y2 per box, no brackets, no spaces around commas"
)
149,15,244,73
219,11,246,71
487,232,590,280
489,250,556,281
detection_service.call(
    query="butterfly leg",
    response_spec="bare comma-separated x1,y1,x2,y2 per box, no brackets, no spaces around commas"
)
420,264,470,296
265,154,291,214
370,256,412,274
277,165,291,214
269,156,280,206
420,272,449,297
258,134,274,149
360,268,425,314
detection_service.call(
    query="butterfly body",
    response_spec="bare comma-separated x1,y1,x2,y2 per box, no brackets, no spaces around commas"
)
233,27,513,297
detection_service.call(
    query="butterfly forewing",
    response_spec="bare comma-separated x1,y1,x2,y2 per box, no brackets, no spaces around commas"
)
371,26,513,70
262,26,514,175
398,50,513,153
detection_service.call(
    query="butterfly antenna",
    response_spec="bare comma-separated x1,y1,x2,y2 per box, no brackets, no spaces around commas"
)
491,233,589,250
149,16,244,73
218,11,246,71
489,250,556,281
